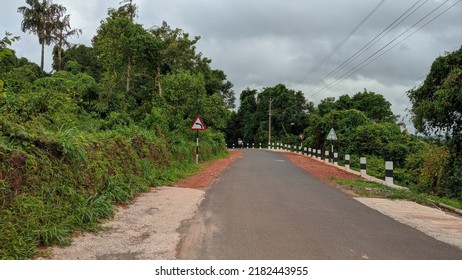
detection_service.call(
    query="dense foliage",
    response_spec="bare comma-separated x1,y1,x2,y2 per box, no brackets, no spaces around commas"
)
1,1,232,259
226,84,312,146
408,45,462,199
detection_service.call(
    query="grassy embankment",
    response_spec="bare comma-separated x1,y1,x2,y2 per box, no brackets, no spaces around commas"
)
0,118,226,259
332,155,462,212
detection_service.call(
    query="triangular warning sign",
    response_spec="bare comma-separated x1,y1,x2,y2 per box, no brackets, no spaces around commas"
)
190,115,207,131
326,128,337,140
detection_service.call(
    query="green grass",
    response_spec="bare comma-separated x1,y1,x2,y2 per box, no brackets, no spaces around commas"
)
0,125,228,260
148,160,203,186
332,178,462,210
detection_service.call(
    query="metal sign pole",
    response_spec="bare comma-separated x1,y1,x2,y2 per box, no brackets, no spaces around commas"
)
331,141,334,163
190,115,207,164
196,130,199,164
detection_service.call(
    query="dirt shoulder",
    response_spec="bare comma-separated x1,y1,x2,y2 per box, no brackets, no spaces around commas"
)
49,187,205,259
174,150,243,189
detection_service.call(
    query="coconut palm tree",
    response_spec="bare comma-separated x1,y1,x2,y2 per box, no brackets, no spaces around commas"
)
18,0,66,71
52,13,82,71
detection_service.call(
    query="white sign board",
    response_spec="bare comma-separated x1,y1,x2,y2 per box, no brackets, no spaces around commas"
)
190,115,207,131
327,128,337,141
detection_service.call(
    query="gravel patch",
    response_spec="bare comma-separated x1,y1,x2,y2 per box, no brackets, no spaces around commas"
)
355,198,462,250
49,187,205,260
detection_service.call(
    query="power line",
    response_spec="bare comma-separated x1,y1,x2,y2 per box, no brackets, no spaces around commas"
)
355,0,461,74
308,0,460,99
293,0,386,85
305,0,429,96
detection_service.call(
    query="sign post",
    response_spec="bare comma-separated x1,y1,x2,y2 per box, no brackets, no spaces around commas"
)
326,128,337,163
189,115,207,164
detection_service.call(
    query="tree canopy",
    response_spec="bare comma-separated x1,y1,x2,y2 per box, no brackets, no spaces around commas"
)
408,45,462,198
408,46,462,139
17,0,77,71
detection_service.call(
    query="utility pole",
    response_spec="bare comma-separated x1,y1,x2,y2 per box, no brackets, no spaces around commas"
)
268,97,273,145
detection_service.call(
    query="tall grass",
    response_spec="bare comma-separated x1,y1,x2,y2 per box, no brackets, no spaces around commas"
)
0,124,227,259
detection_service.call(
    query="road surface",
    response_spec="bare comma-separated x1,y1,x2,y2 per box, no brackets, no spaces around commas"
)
177,149,462,259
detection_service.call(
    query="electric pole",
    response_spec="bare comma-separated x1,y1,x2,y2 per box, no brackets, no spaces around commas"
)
268,97,273,145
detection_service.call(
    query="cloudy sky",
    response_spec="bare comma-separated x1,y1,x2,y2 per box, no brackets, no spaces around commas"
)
1,0,462,131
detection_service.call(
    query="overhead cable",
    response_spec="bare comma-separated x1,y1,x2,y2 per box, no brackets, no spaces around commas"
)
305,0,429,96
294,0,386,85
308,0,461,99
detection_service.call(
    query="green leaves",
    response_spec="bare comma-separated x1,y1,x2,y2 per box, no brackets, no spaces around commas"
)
229,85,310,145
1,2,232,259
408,46,462,137
17,0,69,70
407,46,462,199
1,32,20,98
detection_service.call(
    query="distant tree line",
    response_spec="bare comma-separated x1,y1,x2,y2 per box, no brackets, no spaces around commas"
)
227,44,462,200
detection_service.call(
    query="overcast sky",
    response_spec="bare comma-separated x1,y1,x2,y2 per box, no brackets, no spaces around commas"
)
2,0,462,132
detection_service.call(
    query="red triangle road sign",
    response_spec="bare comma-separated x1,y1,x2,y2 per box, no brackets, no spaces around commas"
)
190,115,207,131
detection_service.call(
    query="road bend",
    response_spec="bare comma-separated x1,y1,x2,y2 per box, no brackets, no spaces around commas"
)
177,149,462,259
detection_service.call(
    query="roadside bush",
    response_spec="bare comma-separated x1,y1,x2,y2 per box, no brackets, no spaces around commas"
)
441,157,462,200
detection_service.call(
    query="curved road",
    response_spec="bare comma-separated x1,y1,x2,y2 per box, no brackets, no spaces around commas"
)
177,150,462,259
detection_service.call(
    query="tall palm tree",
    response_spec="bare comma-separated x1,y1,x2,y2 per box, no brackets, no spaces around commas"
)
18,0,65,71
53,13,82,71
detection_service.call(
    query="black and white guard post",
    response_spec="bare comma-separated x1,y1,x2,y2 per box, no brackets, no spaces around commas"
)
385,161,393,186
189,115,207,164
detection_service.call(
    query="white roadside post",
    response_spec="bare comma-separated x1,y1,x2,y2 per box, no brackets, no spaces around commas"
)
360,157,367,177
385,161,394,186
345,154,350,170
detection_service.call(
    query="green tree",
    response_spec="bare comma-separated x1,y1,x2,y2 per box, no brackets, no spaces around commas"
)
336,94,353,110
109,0,137,21
236,88,258,143
150,21,201,97
225,111,240,146
0,33,20,60
0,33,20,97
93,13,139,95
351,89,397,122
18,0,66,71
161,70,228,131
203,69,235,109
53,44,103,81
303,109,371,153
408,45,462,199
51,12,81,71
408,46,462,138
2,62,44,94
318,97,337,116
264,84,310,142
316,90,396,122
229,84,310,145
93,12,159,114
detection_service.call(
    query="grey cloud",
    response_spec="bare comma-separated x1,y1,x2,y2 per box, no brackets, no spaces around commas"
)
2,0,462,129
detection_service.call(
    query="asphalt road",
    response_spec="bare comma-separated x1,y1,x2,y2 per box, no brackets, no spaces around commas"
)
177,150,462,259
